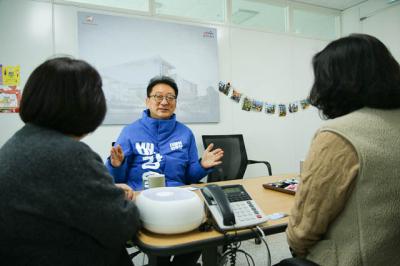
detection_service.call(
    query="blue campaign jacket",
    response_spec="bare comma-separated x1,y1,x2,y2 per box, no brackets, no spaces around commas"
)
106,110,210,190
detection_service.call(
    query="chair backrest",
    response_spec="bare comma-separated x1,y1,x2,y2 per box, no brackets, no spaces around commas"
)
202,134,248,182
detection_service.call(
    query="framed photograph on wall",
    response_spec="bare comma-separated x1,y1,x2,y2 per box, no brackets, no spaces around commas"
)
78,12,220,124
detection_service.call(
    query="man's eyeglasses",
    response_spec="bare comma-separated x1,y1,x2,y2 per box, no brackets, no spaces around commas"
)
149,94,177,103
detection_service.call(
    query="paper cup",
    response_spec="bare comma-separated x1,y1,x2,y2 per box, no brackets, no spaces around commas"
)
148,174,165,188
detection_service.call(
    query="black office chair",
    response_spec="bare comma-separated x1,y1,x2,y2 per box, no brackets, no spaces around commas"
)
202,134,272,182
202,134,272,246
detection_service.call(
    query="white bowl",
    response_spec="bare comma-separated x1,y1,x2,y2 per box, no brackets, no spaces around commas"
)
136,187,205,234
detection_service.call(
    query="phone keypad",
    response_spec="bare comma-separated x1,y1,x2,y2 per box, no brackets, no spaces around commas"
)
231,200,264,223
202,184,269,230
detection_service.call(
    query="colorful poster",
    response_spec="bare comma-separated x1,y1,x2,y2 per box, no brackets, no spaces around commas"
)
3,65,20,86
0,85,22,113
0,64,3,84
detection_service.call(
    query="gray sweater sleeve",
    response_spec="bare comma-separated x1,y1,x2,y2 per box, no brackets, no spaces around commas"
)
57,142,141,247
0,124,141,262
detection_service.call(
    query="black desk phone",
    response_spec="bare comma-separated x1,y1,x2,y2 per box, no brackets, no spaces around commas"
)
200,184,268,231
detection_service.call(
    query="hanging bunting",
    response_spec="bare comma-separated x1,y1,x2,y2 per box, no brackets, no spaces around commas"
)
278,104,287,117
252,99,263,112
300,99,310,109
242,97,252,111
218,81,310,118
288,102,299,113
265,103,276,114
218,81,231,96
230,89,242,103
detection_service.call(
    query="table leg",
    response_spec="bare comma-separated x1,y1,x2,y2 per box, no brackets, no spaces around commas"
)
202,246,218,266
147,254,158,266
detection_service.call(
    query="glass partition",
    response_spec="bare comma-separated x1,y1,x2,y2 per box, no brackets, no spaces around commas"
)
155,0,225,22
291,7,339,39
59,0,149,12
56,0,340,40
231,0,286,32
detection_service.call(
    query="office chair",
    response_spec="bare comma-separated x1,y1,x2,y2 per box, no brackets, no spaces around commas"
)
202,134,272,246
202,134,272,182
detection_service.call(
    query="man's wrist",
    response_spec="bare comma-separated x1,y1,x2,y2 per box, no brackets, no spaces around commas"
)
199,158,205,168
109,157,124,168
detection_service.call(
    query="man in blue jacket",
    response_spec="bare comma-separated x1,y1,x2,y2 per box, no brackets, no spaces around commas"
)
106,75,223,266
106,75,223,190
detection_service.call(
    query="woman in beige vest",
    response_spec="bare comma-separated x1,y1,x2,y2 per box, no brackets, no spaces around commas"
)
281,34,400,266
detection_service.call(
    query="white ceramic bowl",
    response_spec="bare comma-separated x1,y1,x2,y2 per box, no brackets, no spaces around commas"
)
136,187,205,234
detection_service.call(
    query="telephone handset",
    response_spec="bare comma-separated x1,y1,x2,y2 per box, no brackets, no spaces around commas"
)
201,184,268,231
202,184,236,226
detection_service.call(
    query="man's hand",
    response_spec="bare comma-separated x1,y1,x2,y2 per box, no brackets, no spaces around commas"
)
115,183,135,200
201,143,224,169
110,144,124,167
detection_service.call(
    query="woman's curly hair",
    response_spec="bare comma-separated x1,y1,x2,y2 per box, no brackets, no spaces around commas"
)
309,34,400,119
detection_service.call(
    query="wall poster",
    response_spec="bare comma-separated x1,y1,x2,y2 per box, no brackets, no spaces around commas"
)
0,65,21,113
78,12,220,124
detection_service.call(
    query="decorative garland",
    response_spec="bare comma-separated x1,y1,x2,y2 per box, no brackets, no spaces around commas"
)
218,81,310,117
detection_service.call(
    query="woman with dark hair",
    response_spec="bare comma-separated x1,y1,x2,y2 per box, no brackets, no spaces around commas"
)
285,34,400,265
0,57,140,266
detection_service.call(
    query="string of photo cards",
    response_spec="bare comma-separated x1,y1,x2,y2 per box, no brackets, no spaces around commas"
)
218,81,311,117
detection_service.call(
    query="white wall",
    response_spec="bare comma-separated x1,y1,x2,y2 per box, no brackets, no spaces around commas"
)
341,1,400,62
1,0,399,178
0,0,53,148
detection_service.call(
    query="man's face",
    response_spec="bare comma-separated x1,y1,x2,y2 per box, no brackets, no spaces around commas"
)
146,83,177,120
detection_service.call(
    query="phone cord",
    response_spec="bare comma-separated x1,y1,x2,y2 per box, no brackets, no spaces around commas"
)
228,243,238,266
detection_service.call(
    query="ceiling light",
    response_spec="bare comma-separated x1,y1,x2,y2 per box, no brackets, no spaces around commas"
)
232,9,259,24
